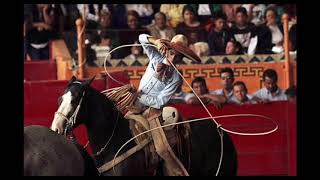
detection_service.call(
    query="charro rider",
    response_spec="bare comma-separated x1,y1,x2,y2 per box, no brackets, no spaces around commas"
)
126,33,201,176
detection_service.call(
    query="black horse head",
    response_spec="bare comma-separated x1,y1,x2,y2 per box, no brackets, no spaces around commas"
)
51,75,95,134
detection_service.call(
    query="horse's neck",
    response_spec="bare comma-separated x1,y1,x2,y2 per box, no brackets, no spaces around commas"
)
85,89,134,160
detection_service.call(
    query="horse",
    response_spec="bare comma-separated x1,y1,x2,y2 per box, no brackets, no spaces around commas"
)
50,76,238,176
24,125,99,176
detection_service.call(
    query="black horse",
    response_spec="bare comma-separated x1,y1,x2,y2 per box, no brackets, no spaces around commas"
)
50,76,238,176
24,125,99,176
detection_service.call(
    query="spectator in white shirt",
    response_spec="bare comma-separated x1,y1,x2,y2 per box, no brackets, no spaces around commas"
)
185,77,223,108
229,81,255,105
252,69,288,103
211,67,235,101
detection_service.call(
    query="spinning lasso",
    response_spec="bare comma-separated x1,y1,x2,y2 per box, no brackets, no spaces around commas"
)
101,43,278,176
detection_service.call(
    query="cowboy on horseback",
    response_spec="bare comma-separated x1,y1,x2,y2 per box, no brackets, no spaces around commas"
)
124,33,201,176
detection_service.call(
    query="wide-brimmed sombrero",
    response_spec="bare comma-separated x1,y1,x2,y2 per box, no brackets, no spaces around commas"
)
160,34,202,63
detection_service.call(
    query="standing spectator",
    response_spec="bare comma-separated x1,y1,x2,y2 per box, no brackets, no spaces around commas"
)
148,12,176,40
176,5,208,46
265,7,284,54
211,67,235,100
229,81,254,105
225,39,243,55
160,4,186,28
207,12,233,55
252,69,288,103
231,7,258,55
25,4,55,60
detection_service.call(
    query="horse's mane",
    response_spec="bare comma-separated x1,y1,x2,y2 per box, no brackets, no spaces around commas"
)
85,86,135,153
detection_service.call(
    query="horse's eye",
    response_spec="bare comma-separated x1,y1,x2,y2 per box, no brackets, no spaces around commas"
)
71,98,77,104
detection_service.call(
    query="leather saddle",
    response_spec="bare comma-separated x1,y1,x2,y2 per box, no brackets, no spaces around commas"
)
124,106,192,175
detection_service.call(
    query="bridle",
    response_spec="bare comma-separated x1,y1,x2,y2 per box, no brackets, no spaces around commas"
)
54,81,86,136
54,81,120,158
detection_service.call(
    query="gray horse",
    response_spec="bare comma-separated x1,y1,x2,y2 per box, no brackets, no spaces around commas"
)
24,125,99,176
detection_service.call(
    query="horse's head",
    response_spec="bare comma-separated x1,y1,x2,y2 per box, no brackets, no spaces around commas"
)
50,75,95,135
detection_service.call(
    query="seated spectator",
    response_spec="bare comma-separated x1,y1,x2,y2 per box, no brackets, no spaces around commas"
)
252,69,288,103
231,7,258,55
192,42,210,58
207,12,233,55
211,67,235,101
185,77,223,108
285,85,296,103
225,39,243,55
229,81,255,105
176,5,208,45
265,7,284,54
124,41,145,61
25,4,54,60
125,4,154,26
160,4,186,28
119,10,149,58
148,12,176,40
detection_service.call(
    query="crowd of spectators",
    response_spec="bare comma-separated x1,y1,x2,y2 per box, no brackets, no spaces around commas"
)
24,4,297,65
24,4,296,106
169,68,296,107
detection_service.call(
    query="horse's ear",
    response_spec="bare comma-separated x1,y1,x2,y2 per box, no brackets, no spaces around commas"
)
83,76,95,87
69,76,77,84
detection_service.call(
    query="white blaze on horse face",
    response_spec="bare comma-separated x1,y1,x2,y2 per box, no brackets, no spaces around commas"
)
51,91,73,134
